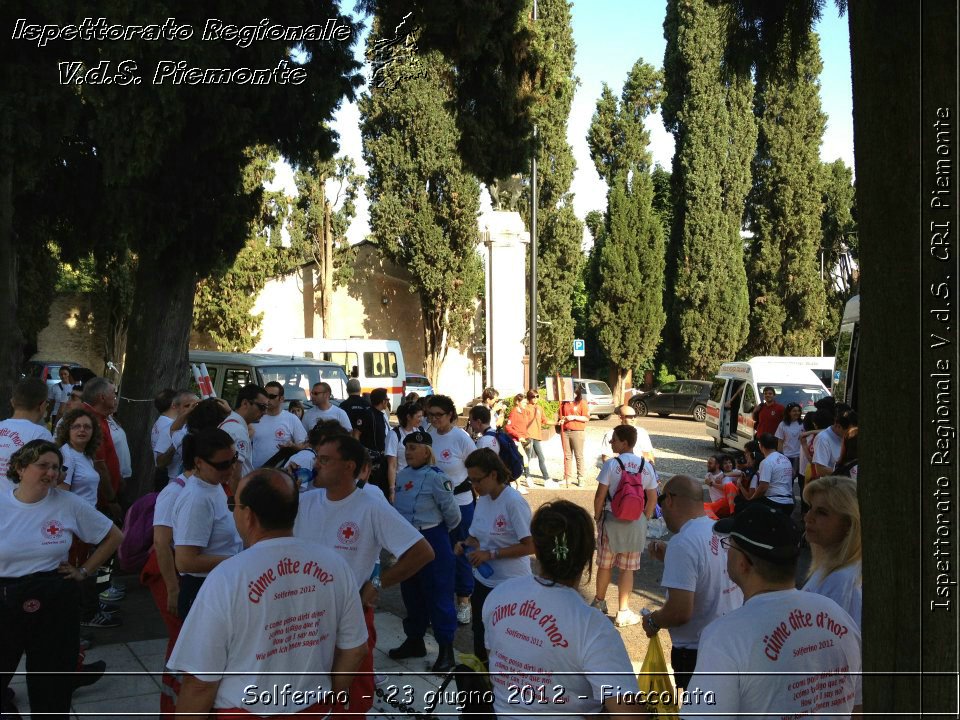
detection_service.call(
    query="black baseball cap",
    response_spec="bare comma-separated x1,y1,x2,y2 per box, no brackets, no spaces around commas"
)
714,504,803,565
403,430,432,447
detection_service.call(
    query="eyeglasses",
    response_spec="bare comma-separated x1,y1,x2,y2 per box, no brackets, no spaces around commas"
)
426,411,446,419
266,393,281,400
70,423,94,431
719,537,753,564
202,452,239,471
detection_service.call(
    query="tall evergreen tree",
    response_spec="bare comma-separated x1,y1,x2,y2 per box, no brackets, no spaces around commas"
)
587,60,666,400
522,0,584,375
745,31,828,355
360,32,483,383
662,0,756,377
819,157,858,341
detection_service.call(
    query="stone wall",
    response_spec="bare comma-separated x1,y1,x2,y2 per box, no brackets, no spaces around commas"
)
32,293,105,372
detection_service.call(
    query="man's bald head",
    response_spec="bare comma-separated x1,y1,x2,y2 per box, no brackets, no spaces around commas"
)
615,404,637,422
237,469,299,532
663,474,702,502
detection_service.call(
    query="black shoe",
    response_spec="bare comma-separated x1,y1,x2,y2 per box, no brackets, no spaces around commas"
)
432,643,456,674
73,660,106,688
388,637,426,660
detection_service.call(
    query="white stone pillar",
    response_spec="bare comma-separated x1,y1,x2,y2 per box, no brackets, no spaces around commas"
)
480,211,529,397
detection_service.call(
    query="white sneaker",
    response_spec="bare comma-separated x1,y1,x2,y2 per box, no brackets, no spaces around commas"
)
615,609,642,628
544,479,560,489
457,603,472,625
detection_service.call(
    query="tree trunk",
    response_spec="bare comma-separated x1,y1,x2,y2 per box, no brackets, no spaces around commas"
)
302,264,314,338
0,116,24,419
321,202,333,338
850,0,957,713
116,252,197,499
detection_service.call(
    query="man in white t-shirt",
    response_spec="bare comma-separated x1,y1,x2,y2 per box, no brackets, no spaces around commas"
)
812,405,853,477
169,469,368,717
591,424,658,628
252,381,307,468
744,433,797,514
219,384,268,477
598,404,656,469
46,365,74,427
644,475,743,690
150,389,178,464
155,390,199,482
302,382,352,434
294,434,433,717
0,378,54,489
686,504,862,719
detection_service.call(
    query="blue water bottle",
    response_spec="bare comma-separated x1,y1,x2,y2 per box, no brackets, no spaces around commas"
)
467,547,495,579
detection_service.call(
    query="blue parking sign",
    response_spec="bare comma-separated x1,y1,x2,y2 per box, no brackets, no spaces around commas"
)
573,339,585,357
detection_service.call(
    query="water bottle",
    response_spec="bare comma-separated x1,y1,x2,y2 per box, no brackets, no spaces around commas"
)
294,466,313,490
467,547,495,579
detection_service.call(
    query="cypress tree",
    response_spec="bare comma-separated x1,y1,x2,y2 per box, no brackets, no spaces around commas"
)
522,0,584,375
745,31,828,355
662,0,756,377
360,31,483,384
587,61,666,399
819,158,858,345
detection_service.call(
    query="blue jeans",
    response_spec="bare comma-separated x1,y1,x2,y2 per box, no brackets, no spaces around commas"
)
523,439,550,479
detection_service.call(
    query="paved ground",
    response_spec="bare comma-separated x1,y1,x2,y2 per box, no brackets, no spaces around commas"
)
9,416,717,718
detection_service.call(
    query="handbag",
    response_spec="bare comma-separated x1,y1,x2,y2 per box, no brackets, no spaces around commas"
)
637,634,679,716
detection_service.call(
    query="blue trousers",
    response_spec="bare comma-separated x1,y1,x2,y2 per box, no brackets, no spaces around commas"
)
400,525,457,645
450,498,476,597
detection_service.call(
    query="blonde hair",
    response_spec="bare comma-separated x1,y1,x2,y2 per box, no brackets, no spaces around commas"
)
803,475,861,582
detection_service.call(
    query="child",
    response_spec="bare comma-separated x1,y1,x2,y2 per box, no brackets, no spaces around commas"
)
704,455,740,519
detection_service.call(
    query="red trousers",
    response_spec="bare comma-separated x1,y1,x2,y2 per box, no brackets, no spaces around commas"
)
141,549,183,717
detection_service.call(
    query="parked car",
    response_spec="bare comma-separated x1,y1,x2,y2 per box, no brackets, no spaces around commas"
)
21,360,82,386
405,373,434,397
573,379,615,419
188,351,349,410
630,380,713,422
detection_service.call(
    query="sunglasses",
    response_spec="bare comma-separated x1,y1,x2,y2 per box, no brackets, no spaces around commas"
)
266,393,281,400
203,452,239,471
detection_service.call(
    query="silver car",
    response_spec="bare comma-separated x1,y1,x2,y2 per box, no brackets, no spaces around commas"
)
573,379,615,419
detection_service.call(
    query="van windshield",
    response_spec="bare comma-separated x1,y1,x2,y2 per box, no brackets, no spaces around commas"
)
772,384,829,409
258,364,350,403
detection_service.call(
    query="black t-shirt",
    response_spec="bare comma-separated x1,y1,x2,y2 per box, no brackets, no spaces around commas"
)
338,395,380,450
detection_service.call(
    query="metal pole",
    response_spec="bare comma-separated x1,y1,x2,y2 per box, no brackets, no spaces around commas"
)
577,357,581,379
529,0,538,392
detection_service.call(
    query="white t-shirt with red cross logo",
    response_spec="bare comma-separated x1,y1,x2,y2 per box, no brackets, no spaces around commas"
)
252,411,307,468
294,485,421,586
0,486,113,576
0,419,54,491
167,536,367,714
428,426,476,505
468,485,532,588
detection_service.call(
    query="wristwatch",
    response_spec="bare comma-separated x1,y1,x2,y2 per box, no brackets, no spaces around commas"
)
370,576,382,590
491,548,499,560
77,567,89,578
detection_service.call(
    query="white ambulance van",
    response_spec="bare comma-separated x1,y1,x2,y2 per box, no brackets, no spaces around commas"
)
256,338,407,408
750,355,836,390
704,357,831,451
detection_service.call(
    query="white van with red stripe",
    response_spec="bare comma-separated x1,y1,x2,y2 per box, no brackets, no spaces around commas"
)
256,338,406,409
704,358,830,451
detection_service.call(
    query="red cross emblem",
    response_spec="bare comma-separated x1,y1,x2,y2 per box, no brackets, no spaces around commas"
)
275,428,286,439
41,520,64,540
338,521,360,545
22,599,41,613
495,515,507,530
441,450,451,460
404,481,414,491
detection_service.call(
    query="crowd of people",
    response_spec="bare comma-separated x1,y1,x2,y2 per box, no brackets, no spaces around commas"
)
0,374,864,718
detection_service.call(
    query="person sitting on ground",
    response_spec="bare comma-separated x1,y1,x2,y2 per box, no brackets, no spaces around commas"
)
801,475,862,628
483,500,639,719
741,433,796,515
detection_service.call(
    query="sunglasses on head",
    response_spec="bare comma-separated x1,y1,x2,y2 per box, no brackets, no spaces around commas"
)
203,452,239,471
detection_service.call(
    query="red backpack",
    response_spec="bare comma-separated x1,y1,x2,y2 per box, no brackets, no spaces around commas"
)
609,457,649,521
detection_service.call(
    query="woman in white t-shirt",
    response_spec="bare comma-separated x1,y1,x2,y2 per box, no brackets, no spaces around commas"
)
425,394,478,625
56,407,102,507
1,440,121,718
172,428,242,618
385,400,425,503
774,402,803,479
482,500,638,718
802,475,862,628
455,448,534,663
